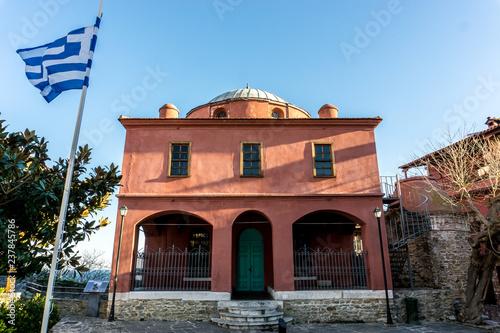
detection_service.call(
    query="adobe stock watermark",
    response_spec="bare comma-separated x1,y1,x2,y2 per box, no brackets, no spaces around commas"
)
8,0,74,49
213,0,242,21
339,0,404,63
410,75,500,159
6,219,17,326
75,65,169,150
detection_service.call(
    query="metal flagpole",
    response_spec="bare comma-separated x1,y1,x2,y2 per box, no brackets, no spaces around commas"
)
40,1,103,332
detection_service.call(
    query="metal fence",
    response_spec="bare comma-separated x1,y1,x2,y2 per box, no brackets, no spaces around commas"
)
132,245,211,291
386,191,431,250
294,247,367,290
380,175,400,199
23,281,107,300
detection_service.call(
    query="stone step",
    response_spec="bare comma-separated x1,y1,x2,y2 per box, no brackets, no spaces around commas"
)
227,306,277,315
211,317,293,330
220,311,284,322
219,300,281,309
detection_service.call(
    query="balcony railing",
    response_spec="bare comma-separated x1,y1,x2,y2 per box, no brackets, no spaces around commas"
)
132,245,211,291
294,247,368,290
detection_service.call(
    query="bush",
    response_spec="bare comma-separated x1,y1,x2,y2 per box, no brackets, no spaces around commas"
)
0,294,60,332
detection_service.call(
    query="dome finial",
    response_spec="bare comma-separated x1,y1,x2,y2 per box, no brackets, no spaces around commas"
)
246,83,249,89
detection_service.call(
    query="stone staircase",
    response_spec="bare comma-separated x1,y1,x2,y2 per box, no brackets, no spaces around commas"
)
211,300,293,331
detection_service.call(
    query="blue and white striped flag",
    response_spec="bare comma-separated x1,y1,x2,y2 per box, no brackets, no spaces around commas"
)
16,16,101,103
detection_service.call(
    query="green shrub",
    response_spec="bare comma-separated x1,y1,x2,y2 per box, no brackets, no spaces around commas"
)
0,294,60,332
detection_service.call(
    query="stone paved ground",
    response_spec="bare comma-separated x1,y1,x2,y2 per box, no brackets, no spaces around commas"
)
49,315,500,333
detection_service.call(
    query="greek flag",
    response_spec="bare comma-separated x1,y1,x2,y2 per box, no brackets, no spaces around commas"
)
16,16,101,102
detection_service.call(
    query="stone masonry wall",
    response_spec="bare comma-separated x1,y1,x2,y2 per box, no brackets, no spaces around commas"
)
111,299,219,321
90,290,457,323
53,299,108,318
282,289,457,323
393,213,469,299
427,214,469,299
393,289,457,322
283,299,388,323
396,234,435,289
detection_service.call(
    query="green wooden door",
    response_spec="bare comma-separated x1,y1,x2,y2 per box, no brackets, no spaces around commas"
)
236,228,264,291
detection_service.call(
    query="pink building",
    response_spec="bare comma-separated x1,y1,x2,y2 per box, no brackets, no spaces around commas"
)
110,87,391,324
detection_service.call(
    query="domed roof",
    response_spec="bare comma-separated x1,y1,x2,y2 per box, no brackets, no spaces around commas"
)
208,85,288,104
186,85,311,118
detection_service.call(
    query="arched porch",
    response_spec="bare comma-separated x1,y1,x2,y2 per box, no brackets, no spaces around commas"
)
292,211,368,290
131,212,213,291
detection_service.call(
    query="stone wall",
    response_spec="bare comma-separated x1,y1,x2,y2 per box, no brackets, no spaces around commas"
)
84,289,459,323
393,213,469,300
283,298,388,323
111,299,219,321
282,289,457,323
427,214,469,298
396,234,435,288
53,299,108,318
393,289,458,323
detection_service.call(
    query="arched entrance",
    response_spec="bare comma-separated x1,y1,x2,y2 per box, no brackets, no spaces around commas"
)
232,211,273,299
236,228,264,291
132,212,212,291
292,211,367,290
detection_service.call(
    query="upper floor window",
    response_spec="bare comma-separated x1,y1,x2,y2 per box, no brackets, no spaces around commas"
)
312,142,335,177
168,142,191,177
214,108,227,118
241,142,263,177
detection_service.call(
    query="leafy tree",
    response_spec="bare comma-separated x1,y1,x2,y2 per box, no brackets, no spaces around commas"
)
415,130,500,324
0,119,121,278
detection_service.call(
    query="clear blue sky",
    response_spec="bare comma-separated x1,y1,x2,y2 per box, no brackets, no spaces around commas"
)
1,0,500,264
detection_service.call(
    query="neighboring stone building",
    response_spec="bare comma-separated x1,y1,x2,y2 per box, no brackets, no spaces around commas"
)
388,117,500,319
109,86,397,326
383,177,469,294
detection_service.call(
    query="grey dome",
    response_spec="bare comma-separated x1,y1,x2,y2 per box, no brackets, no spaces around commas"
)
209,87,288,104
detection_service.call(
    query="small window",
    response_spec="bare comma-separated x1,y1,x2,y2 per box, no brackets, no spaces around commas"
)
214,108,227,118
241,142,263,177
168,142,191,177
271,109,283,119
312,142,335,177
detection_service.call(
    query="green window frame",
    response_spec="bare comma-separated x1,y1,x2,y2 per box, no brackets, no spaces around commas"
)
240,142,263,177
168,142,191,177
312,142,335,177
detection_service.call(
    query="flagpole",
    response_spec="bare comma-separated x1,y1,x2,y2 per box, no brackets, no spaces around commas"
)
40,1,103,332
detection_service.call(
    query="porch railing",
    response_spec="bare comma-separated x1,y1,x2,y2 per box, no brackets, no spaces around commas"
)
132,245,211,291
294,247,368,290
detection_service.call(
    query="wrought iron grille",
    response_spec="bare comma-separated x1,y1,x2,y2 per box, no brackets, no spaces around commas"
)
132,245,211,291
294,247,368,290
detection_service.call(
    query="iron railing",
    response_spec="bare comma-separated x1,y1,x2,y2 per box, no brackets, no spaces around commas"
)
23,281,106,300
132,245,211,291
386,191,431,250
380,175,400,200
294,247,367,290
